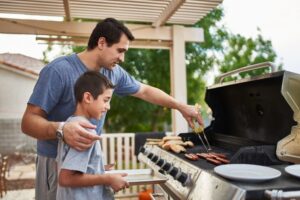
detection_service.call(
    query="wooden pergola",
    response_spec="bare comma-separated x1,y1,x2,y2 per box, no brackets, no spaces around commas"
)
0,0,223,134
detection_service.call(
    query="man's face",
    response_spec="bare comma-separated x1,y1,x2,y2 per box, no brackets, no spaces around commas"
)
101,34,129,70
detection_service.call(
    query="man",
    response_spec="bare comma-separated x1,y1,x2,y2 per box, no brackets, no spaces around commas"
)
22,18,203,200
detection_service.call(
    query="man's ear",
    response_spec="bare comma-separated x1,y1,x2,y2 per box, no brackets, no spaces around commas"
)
97,37,106,50
83,92,93,104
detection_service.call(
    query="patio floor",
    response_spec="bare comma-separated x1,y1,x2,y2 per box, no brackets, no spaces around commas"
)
2,189,35,200
3,160,139,200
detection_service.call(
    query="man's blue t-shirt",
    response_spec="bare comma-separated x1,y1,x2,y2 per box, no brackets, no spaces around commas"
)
28,54,141,158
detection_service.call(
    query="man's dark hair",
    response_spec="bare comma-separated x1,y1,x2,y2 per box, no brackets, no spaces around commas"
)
74,71,115,103
87,18,135,50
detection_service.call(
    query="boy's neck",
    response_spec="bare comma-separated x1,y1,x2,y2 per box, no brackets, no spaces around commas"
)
74,104,91,120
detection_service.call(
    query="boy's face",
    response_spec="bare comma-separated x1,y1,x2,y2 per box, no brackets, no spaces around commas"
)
99,33,129,70
88,88,113,120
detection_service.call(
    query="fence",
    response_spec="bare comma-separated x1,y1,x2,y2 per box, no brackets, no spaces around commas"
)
101,133,148,198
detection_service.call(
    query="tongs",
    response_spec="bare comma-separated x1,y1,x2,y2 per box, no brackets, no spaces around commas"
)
193,103,212,153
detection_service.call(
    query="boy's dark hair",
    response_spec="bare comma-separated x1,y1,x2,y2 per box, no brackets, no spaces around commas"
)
87,18,135,50
74,71,115,103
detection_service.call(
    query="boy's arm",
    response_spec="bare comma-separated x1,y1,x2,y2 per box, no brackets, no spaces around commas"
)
59,169,129,192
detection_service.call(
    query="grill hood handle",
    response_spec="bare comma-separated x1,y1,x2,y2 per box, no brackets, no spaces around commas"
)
265,189,300,200
217,62,275,83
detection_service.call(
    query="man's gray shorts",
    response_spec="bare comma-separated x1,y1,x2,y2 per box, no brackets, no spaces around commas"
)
36,155,57,200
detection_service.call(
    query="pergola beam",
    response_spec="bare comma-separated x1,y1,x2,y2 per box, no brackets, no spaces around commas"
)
36,36,172,49
63,0,71,21
152,0,185,27
0,18,203,43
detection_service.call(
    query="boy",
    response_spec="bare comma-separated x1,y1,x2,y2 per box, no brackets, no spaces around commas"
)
56,71,129,200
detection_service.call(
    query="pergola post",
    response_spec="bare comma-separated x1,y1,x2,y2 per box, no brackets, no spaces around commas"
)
170,25,188,134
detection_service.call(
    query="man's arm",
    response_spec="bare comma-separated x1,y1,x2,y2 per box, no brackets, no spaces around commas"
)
59,169,129,192
21,104,100,151
131,83,203,127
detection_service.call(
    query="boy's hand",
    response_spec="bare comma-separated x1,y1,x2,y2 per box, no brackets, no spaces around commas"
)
63,120,101,151
104,163,115,171
108,173,129,192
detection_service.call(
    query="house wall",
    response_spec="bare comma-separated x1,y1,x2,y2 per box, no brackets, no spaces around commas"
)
0,66,37,154
0,67,37,118
0,118,36,154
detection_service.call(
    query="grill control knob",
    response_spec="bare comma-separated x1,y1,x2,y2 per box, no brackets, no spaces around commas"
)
158,169,166,175
177,172,192,186
151,155,159,163
147,153,154,159
169,167,180,179
157,159,165,167
139,147,146,154
162,162,171,172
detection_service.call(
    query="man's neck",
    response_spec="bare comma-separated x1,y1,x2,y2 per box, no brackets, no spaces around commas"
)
77,49,102,71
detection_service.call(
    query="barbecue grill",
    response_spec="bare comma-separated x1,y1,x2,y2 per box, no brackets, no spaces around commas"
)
138,63,300,200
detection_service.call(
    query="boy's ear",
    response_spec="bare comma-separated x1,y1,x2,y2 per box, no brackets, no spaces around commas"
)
83,92,93,104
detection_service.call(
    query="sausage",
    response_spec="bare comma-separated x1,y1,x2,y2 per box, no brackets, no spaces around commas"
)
206,157,222,165
184,153,198,161
209,152,227,159
196,153,209,159
189,153,199,160
197,153,215,159
185,153,194,160
214,156,230,164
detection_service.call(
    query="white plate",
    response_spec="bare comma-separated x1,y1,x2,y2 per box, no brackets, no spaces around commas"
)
106,169,152,175
214,164,281,182
106,169,168,185
285,165,300,178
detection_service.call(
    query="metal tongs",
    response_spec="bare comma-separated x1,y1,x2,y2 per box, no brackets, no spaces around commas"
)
193,103,212,153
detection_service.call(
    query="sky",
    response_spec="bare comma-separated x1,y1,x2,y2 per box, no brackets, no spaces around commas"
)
221,0,300,73
0,0,299,74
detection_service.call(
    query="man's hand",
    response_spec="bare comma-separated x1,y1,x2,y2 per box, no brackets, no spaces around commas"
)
108,173,129,192
63,120,101,151
178,104,204,128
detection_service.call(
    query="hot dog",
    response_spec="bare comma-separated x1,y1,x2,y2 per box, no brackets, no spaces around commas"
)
189,153,199,160
196,152,230,165
184,153,198,161
206,157,222,165
209,152,227,159
214,156,230,164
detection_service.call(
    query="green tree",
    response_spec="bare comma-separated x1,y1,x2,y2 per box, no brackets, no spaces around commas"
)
218,31,280,82
106,49,171,132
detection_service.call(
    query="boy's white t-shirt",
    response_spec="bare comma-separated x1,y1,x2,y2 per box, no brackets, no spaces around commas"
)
56,116,114,200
